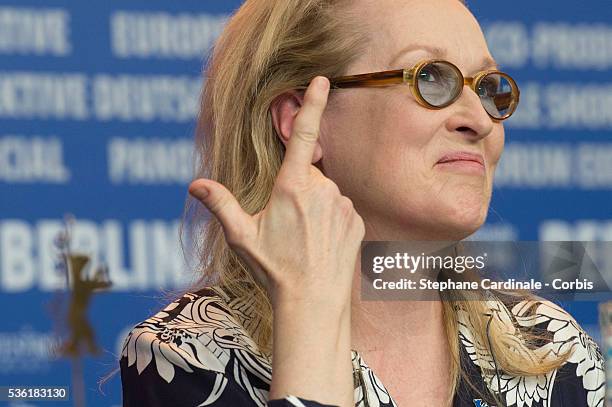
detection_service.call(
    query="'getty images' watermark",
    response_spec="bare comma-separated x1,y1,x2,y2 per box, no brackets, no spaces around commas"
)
361,241,611,301
372,252,487,274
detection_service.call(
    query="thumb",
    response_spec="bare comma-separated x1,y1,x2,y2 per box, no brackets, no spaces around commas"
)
189,179,253,245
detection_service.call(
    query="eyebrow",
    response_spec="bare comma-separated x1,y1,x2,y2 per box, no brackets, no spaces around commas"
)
388,43,500,72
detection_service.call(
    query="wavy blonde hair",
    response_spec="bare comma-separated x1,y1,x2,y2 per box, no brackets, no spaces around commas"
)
181,1,569,405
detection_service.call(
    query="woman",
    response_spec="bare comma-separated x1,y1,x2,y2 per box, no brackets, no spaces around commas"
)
120,0,605,406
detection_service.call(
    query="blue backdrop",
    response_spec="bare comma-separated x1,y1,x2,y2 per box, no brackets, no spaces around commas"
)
0,1,610,406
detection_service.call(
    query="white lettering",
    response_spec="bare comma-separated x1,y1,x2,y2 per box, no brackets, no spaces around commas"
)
484,22,529,68
0,219,191,293
0,7,71,56
545,84,612,130
495,143,572,187
107,137,193,184
92,74,200,122
0,136,70,183
532,23,612,70
111,11,227,59
0,220,34,292
0,73,88,119
539,220,612,241
576,144,612,189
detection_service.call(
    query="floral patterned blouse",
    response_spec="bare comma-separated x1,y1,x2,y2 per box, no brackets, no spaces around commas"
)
120,286,605,407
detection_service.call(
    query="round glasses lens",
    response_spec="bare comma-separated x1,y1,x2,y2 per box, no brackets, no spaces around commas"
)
416,62,462,107
477,73,516,119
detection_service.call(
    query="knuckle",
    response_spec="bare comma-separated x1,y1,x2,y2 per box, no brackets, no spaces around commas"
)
354,214,366,237
225,228,243,247
338,196,355,213
321,179,340,196
274,180,300,200
273,179,290,196
294,128,318,143
207,193,228,214
226,225,251,248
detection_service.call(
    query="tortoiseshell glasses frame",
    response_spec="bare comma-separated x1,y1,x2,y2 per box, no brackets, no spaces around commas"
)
323,59,520,121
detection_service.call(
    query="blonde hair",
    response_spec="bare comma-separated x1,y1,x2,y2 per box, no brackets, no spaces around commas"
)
181,1,569,405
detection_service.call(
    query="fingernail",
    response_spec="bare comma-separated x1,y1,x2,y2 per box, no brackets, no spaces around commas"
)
316,76,329,91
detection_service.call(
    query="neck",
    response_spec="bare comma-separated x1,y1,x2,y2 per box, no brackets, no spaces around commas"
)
350,256,447,353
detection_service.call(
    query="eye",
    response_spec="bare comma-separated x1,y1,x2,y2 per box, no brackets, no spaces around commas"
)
418,66,442,83
478,75,500,96
416,61,463,106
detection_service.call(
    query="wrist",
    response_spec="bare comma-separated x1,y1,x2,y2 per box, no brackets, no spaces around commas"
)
270,283,351,317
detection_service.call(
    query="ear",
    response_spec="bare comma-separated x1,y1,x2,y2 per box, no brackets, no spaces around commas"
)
270,91,324,164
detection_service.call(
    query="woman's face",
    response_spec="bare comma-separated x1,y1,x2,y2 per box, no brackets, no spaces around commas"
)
318,0,504,241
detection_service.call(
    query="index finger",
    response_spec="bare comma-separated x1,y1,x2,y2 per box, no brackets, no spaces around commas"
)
280,76,330,180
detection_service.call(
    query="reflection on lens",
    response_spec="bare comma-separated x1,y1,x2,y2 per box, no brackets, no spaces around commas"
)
416,62,462,107
478,73,516,119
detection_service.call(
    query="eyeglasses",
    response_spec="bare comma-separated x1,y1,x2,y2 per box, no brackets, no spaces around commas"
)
326,59,520,121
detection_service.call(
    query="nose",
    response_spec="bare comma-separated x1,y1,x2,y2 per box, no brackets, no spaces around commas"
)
444,85,494,139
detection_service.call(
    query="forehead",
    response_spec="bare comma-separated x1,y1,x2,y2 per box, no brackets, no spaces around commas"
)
352,0,493,71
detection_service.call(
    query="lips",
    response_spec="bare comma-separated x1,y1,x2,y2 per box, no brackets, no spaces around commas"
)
436,151,485,166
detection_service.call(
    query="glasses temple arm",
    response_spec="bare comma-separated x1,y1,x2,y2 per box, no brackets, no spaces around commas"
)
328,69,405,89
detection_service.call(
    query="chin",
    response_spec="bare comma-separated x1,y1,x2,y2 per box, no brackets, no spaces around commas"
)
438,203,488,240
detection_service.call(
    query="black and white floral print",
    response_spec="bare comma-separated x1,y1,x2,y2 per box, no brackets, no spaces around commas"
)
457,298,605,407
121,287,606,407
351,351,396,407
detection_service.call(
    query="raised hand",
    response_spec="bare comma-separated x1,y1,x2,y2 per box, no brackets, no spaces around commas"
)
188,76,365,308
189,76,361,406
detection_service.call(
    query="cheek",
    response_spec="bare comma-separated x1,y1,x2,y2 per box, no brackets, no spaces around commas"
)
486,126,505,170
317,100,380,194
372,97,438,163
366,106,441,195
328,91,434,172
